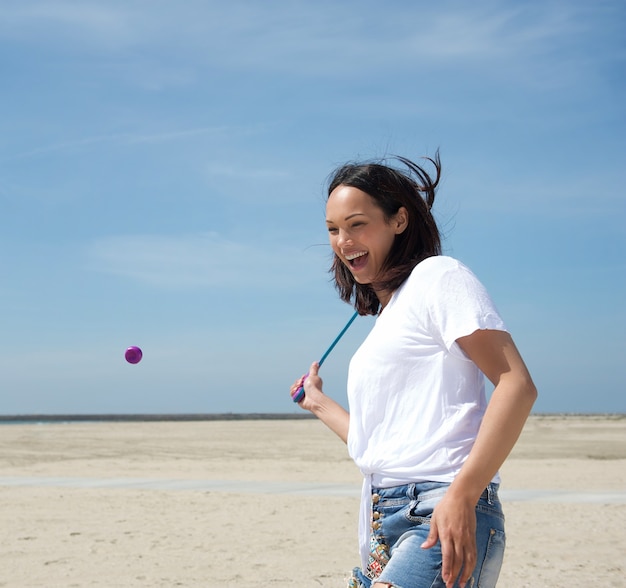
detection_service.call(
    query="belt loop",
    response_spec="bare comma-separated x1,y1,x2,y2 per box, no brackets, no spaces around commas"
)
487,484,494,505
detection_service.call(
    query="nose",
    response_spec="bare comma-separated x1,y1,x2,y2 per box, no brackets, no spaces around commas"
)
336,228,352,248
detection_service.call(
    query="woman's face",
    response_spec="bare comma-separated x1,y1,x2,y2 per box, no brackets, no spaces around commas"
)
326,185,407,287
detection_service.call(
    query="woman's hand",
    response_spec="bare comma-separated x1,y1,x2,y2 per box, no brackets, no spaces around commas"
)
289,361,350,443
290,362,324,412
421,491,477,588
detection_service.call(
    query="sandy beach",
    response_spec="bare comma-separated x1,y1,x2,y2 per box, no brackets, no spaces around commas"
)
0,414,624,587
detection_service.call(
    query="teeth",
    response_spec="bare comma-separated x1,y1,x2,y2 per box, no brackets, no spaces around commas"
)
344,251,367,261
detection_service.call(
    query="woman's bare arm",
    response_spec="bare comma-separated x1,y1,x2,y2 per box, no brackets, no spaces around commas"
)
422,329,537,588
291,361,350,443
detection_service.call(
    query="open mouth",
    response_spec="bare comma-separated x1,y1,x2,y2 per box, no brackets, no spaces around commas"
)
345,251,368,270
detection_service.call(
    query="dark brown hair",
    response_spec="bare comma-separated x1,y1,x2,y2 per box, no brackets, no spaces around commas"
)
327,153,442,315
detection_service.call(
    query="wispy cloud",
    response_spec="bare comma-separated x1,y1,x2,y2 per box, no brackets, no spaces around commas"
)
0,2,133,46
1,0,620,132
3,1,614,85
8,125,253,161
85,232,324,289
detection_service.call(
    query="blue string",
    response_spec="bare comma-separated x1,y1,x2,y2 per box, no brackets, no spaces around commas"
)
292,311,359,403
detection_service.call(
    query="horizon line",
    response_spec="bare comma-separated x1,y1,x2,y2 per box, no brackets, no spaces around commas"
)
0,412,624,424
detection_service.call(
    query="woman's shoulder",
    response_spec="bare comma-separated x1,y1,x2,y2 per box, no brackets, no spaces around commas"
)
396,256,457,300
403,256,482,299
410,255,467,278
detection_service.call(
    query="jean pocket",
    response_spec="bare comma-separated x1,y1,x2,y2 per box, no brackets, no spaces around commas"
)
405,487,447,523
405,506,431,525
405,499,437,524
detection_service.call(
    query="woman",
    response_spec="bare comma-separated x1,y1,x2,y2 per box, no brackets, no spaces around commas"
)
290,153,537,588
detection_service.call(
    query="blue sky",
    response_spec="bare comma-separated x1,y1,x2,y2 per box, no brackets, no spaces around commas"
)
1,0,624,415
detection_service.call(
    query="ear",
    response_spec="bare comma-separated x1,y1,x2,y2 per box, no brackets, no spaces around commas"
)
394,207,409,234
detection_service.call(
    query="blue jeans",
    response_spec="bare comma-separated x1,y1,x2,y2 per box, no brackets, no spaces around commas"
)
347,482,505,588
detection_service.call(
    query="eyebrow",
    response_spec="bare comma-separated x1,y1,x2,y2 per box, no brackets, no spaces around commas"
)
326,212,367,224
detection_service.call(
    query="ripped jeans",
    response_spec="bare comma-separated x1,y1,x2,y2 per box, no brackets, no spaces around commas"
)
347,482,505,588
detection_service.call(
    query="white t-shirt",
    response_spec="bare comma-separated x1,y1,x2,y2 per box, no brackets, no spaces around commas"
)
347,255,508,486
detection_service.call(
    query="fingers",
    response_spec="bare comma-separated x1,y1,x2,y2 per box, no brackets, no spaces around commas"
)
445,537,477,587
289,376,305,396
420,523,438,550
289,363,319,404
441,538,462,587
458,552,476,588
442,542,475,588
422,519,459,587
289,363,318,392
422,512,476,588
305,362,323,394
290,363,322,405
289,374,306,403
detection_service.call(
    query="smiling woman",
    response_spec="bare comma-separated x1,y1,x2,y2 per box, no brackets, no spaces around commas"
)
326,186,407,295
290,153,537,588
327,155,442,316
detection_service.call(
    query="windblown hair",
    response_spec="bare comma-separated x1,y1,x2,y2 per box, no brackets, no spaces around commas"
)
327,152,442,316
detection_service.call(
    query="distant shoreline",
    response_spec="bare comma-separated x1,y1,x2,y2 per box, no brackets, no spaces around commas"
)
0,413,317,423
0,412,623,424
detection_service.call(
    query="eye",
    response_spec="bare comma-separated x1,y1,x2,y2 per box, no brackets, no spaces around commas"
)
327,227,339,234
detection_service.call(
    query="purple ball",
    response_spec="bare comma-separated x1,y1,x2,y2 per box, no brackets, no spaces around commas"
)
125,346,143,364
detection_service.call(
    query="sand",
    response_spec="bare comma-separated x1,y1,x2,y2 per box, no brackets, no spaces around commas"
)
0,415,624,587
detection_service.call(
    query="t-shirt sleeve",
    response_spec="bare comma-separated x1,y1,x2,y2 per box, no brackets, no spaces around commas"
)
427,261,508,351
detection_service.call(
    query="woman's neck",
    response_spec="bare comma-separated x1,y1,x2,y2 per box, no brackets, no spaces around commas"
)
376,289,394,313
